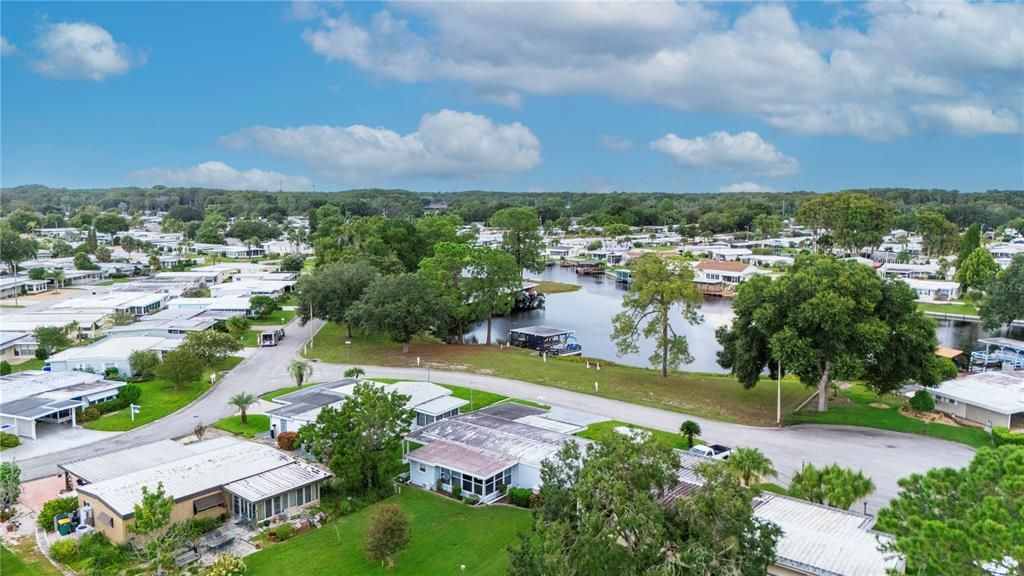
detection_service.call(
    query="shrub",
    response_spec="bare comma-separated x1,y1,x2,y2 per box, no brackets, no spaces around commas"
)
204,554,247,576
508,487,532,508
277,431,298,450
103,366,121,379
0,432,19,449
39,497,79,531
180,515,227,539
35,347,49,361
451,484,462,500
96,398,128,415
992,427,1024,447
272,523,295,541
77,406,102,423
76,533,128,573
117,384,142,404
909,390,935,412
0,361,11,375
128,350,161,380
936,357,959,380
528,493,544,509
463,495,480,505
49,538,81,564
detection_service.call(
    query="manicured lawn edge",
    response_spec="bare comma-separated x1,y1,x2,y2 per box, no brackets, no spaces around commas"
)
576,419,702,450
784,384,991,449
214,414,270,438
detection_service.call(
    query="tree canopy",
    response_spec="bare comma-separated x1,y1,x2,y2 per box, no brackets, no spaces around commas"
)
955,247,1001,291
299,382,414,497
611,254,703,376
347,273,446,352
979,255,1024,333
716,255,941,411
490,206,545,273
796,192,895,253
876,446,1023,576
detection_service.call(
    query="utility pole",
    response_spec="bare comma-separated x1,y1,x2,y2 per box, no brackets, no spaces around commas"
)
776,360,782,426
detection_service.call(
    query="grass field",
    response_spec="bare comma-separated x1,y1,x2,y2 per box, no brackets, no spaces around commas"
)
307,324,809,426
244,489,530,576
369,379,546,411
214,414,270,438
785,384,991,448
7,359,45,373
239,329,261,347
0,303,25,308
85,356,243,431
576,419,703,450
1,542,62,576
255,309,297,325
917,301,979,316
525,279,582,294
261,385,303,401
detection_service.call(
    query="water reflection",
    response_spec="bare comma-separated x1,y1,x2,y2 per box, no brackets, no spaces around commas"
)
465,265,1021,373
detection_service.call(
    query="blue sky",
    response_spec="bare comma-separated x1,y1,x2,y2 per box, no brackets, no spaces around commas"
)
2,1,1022,193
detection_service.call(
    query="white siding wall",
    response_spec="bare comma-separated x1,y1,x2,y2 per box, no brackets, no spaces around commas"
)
410,459,436,490
516,464,542,490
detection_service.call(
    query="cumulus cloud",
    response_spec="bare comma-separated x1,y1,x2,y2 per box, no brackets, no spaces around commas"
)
30,21,143,81
720,182,776,193
912,103,1021,136
650,131,799,178
299,2,1023,138
220,109,541,181
599,134,633,151
128,161,312,191
1,36,16,56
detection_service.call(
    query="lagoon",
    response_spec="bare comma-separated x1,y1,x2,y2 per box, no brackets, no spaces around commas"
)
465,265,1019,373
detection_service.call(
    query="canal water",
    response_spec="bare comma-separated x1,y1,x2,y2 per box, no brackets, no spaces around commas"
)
465,265,1019,373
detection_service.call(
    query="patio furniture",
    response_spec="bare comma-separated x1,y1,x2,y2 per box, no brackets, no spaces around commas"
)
203,530,235,552
174,551,199,567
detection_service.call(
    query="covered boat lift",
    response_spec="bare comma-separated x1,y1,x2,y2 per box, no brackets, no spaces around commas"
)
507,326,582,356
970,337,1024,371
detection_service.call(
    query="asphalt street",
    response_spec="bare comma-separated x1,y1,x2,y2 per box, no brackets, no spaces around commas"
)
15,317,976,513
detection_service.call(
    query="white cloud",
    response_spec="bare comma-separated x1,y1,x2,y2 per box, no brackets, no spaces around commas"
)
912,103,1021,136
650,131,799,178
30,21,142,81
599,134,633,151
128,161,312,191
719,182,776,193
1,36,16,56
220,109,541,181
300,2,1023,139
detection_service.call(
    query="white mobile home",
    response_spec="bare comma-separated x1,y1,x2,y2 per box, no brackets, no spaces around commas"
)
1,371,125,439
45,336,182,377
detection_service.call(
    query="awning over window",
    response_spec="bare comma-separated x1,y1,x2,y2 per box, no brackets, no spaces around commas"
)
193,493,225,514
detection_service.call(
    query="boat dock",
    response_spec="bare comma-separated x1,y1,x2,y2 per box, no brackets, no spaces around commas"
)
507,325,582,356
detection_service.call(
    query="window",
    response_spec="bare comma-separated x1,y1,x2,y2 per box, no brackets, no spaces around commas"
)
419,464,426,473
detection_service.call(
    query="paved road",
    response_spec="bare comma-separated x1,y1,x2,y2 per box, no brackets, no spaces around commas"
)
16,318,315,481
305,361,975,513
18,317,976,513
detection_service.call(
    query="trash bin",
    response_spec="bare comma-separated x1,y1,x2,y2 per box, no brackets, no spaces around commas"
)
56,517,73,536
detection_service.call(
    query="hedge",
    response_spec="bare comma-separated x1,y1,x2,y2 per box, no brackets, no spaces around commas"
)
992,426,1024,447
508,487,532,508
39,497,79,531
0,432,19,449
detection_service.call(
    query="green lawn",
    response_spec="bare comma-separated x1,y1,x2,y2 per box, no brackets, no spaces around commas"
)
245,489,530,576
785,384,991,448
0,303,25,308
255,309,297,325
7,359,45,373
214,414,270,438
261,385,304,401
577,419,702,450
85,356,243,431
278,294,299,306
1,543,62,576
239,329,261,347
307,324,809,426
917,301,979,316
525,279,582,294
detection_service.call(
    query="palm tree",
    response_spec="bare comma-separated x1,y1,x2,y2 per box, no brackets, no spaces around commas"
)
679,420,701,448
726,447,777,487
51,269,65,293
789,463,875,510
246,237,261,262
343,366,365,379
228,392,257,425
289,358,313,388
225,315,251,337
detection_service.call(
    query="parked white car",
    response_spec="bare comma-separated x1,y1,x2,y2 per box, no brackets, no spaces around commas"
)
688,444,733,460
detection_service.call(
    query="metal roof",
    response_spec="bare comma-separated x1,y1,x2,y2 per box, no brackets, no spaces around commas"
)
48,336,182,362
508,325,573,337
406,412,590,469
414,395,468,416
930,371,1024,414
753,493,904,576
74,438,323,517
978,337,1024,351
60,439,197,483
0,371,124,419
407,440,514,478
223,461,330,502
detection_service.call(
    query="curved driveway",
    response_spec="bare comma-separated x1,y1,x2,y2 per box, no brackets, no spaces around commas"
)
18,319,975,513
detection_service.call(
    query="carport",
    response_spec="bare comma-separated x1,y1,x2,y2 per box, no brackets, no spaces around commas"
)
0,370,124,439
